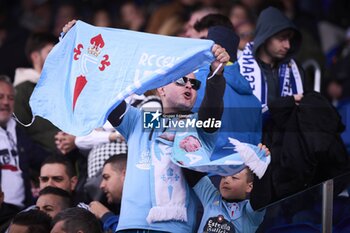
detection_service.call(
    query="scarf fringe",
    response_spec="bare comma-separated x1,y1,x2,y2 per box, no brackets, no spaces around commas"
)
229,138,270,179
146,206,188,224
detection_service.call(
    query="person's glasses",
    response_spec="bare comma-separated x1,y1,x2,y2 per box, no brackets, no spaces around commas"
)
175,77,201,90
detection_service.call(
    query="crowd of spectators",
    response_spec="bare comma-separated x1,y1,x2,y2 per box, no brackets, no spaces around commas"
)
1,0,350,101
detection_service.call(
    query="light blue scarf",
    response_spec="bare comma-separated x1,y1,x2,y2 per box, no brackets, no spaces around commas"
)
146,115,270,223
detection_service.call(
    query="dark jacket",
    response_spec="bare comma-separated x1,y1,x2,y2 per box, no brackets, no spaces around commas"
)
0,125,50,208
14,81,60,153
0,203,20,233
251,92,350,209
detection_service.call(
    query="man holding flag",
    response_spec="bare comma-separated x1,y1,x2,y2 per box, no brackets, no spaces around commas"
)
106,44,229,232
105,43,228,232
33,20,269,232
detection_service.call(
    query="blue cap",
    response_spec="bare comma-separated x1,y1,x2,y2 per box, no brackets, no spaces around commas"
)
207,25,240,62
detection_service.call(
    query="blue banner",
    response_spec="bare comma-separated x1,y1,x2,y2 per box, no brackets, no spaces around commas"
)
30,20,214,136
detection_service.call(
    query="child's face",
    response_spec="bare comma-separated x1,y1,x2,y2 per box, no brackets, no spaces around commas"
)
179,136,201,152
219,168,253,202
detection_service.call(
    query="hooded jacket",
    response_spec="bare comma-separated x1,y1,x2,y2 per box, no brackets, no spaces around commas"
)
253,7,302,60
253,7,304,105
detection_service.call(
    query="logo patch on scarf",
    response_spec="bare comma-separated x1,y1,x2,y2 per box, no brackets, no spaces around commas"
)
136,149,151,170
203,215,235,233
72,34,111,111
227,202,239,218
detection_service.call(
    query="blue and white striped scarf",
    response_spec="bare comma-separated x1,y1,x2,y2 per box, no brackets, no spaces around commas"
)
238,42,303,111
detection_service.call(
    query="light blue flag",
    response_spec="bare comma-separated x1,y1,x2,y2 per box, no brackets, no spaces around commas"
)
29,20,214,136
172,135,270,179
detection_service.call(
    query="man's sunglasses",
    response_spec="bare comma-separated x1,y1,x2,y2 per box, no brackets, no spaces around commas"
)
175,77,201,90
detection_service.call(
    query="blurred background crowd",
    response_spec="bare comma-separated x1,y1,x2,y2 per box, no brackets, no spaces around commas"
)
1,0,350,105
0,0,350,232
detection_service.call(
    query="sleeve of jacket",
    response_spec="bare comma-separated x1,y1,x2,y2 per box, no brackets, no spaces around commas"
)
15,82,60,152
16,126,51,171
16,125,51,206
198,73,226,133
267,95,296,128
101,212,119,232
250,166,273,211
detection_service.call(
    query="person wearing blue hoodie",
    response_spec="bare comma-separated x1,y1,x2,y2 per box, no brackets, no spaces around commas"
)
194,25,262,161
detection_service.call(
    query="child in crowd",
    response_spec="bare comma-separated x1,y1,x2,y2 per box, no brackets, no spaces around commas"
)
184,146,269,233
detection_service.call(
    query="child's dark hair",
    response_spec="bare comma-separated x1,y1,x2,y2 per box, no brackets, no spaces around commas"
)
39,186,73,209
245,167,254,183
11,209,51,233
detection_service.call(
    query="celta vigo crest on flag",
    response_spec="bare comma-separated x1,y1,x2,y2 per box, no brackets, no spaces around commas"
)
29,20,214,136
72,34,111,110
